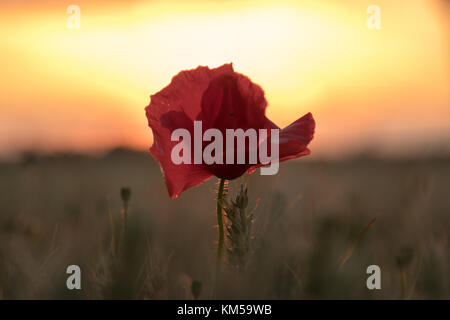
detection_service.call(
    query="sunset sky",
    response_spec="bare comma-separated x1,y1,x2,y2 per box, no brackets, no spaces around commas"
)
0,0,449,159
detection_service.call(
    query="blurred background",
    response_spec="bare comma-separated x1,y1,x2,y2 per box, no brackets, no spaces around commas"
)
0,0,449,299
0,0,449,159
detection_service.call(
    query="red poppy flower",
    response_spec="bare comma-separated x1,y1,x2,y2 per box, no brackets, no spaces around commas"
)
145,63,315,198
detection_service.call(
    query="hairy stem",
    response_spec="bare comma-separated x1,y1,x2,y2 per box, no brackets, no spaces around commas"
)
214,178,226,293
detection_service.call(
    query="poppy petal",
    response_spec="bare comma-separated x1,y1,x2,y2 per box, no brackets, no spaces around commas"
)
278,112,315,161
247,112,315,174
149,64,235,122
199,73,268,131
146,65,235,198
148,112,213,198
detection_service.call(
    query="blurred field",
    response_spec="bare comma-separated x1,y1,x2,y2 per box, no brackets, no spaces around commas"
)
0,149,449,299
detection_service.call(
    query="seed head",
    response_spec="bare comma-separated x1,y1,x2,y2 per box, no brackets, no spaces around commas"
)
224,184,253,270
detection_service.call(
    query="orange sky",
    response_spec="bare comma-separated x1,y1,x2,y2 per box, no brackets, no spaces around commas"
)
0,0,449,159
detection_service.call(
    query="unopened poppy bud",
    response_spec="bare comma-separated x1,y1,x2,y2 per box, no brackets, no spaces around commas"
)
191,280,202,300
120,187,131,203
396,246,414,269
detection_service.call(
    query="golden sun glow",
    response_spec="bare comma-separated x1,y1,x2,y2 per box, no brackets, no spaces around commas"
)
0,0,449,157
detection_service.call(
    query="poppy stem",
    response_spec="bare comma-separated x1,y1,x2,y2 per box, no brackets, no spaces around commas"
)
214,178,226,293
